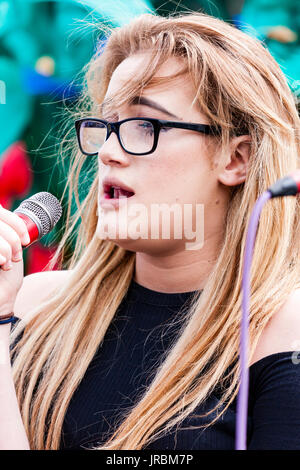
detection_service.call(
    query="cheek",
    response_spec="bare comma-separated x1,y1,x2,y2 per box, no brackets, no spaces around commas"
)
142,150,214,206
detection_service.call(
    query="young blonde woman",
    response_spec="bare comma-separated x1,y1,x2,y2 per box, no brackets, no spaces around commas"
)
1,11,300,450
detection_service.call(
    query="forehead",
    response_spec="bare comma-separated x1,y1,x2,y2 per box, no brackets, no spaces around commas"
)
108,53,185,85
105,53,197,108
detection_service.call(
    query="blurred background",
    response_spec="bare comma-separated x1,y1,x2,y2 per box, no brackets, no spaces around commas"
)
1,0,299,275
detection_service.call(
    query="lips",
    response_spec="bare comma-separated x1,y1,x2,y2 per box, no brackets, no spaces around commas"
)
102,177,135,200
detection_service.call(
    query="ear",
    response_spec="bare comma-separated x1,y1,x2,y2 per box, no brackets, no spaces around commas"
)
217,135,251,187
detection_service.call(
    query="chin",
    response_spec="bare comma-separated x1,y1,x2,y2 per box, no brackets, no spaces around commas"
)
96,229,184,256
96,207,188,254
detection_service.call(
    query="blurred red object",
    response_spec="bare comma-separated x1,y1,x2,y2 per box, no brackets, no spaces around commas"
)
26,242,61,275
0,141,33,209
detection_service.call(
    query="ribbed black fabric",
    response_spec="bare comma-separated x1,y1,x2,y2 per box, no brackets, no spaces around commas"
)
56,279,300,450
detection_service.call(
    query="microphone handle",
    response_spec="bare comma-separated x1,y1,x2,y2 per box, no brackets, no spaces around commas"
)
14,212,39,247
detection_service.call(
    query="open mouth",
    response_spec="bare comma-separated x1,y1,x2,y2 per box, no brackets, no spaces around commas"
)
103,184,135,200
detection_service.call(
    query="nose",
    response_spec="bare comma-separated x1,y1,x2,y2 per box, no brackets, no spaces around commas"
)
98,131,131,167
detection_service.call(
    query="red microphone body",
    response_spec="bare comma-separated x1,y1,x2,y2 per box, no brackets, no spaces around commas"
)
13,192,62,247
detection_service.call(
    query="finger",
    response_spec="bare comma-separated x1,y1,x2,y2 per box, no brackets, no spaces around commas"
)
0,234,14,270
0,220,23,263
0,206,30,246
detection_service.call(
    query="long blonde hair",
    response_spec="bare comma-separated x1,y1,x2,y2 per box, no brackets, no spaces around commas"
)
10,12,300,450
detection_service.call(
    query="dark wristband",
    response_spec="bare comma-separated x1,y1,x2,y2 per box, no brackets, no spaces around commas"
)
0,313,17,325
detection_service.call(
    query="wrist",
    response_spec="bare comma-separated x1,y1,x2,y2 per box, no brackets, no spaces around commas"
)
0,312,14,336
0,312,14,323
0,322,12,339
0,328,12,366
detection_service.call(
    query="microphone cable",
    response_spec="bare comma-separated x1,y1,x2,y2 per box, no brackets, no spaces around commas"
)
235,170,300,450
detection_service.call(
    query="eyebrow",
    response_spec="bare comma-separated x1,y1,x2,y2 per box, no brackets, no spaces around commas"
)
130,96,182,120
100,96,181,120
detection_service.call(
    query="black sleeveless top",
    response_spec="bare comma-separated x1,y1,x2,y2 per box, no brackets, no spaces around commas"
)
55,279,300,450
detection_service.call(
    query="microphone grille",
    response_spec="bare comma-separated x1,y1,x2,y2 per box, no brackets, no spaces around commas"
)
15,192,63,237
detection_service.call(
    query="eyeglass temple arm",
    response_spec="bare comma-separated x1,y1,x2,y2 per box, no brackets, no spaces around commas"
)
158,120,221,134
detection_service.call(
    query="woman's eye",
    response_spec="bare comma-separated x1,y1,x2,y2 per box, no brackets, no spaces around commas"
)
138,122,154,133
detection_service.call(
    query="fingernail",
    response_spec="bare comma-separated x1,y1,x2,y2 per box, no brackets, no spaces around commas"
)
12,251,22,262
0,255,6,264
22,233,30,245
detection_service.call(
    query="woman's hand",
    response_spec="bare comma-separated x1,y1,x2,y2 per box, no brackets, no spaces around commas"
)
0,205,30,317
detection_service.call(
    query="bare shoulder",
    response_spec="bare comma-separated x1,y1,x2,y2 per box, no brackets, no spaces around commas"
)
13,269,73,321
250,287,300,366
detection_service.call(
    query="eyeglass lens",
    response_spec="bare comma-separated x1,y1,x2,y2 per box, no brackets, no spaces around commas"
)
79,120,155,154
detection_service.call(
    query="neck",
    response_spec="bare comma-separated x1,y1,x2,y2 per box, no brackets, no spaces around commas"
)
134,229,223,293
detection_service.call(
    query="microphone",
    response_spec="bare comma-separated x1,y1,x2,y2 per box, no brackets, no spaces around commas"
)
268,169,300,198
13,192,63,246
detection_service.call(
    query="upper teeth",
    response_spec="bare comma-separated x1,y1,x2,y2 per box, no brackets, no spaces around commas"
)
111,186,129,198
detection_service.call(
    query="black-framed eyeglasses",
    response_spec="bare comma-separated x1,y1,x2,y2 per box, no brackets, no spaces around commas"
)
74,117,221,156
